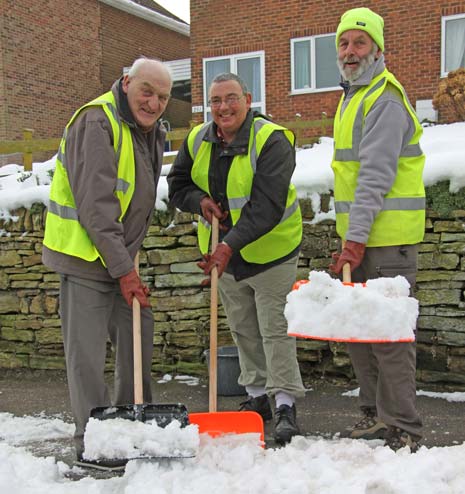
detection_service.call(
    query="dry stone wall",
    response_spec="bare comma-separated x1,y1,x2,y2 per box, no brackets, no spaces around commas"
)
0,186,464,388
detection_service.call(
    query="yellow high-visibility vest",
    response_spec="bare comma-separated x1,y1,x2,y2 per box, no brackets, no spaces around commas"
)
188,117,302,263
43,91,135,263
331,69,425,246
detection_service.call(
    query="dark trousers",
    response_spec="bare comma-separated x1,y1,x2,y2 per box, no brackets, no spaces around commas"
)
60,275,154,442
347,244,423,438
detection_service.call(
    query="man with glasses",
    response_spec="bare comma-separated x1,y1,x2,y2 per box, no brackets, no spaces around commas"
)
330,7,425,452
167,73,305,445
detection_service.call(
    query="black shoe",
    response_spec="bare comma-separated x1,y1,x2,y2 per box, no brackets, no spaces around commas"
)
274,404,300,445
384,426,420,453
238,394,273,421
76,453,128,471
339,408,387,440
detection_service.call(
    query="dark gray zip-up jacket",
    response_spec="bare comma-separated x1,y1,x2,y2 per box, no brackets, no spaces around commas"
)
167,110,300,281
42,78,166,282
340,55,417,244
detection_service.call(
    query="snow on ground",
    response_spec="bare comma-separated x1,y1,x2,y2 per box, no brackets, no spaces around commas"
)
2,410,465,493
343,387,465,403
1,122,464,223
1,118,464,492
285,271,417,342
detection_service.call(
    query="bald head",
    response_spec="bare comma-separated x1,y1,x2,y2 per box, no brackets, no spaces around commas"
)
122,58,172,132
127,58,172,84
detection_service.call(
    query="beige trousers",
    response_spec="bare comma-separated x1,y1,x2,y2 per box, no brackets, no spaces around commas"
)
218,256,305,399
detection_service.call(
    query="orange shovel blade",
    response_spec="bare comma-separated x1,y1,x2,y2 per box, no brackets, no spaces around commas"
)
189,411,264,443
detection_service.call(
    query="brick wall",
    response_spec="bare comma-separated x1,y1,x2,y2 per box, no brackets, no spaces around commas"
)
190,0,465,125
100,3,191,89
1,0,102,143
0,0,190,162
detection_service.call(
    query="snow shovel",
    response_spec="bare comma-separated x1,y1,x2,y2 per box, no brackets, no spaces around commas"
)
188,216,265,442
287,242,416,343
88,252,194,459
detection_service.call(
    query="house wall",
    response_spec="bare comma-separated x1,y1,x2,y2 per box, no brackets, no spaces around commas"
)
1,0,102,142
0,0,190,162
190,0,465,126
100,3,191,89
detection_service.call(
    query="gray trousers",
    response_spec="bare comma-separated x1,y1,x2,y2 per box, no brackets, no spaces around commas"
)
348,244,422,438
60,275,154,441
218,256,305,400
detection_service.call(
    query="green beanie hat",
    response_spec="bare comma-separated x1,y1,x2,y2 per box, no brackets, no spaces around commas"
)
336,7,384,52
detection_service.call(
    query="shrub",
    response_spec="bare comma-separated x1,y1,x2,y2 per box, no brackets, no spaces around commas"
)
432,68,465,121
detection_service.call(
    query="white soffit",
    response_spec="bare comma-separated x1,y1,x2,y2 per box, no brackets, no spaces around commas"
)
163,58,191,81
99,0,190,36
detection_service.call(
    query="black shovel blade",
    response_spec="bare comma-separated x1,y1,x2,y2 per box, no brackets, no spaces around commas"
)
90,403,190,427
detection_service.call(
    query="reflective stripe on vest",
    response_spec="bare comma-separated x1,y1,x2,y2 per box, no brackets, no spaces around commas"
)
188,118,302,263
43,91,135,263
331,69,425,247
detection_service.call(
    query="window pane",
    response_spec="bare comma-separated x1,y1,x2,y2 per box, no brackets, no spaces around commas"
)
445,18,465,72
315,35,339,89
205,59,230,101
294,41,311,89
237,57,261,101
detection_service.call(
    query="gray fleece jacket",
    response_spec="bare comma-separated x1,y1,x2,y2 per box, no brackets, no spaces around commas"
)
340,55,418,244
42,78,166,282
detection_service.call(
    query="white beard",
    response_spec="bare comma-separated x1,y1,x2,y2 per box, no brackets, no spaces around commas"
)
337,51,376,83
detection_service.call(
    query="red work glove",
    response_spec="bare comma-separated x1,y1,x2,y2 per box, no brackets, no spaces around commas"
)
197,242,233,286
329,240,366,274
200,196,229,232
119,269,151,308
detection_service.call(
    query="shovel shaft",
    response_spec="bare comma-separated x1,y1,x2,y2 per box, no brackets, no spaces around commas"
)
342,263,351,283
341,240,351,283
133,253,143,405
209,216,219,413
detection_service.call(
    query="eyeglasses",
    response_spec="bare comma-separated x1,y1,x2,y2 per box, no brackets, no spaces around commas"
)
208,95,244,108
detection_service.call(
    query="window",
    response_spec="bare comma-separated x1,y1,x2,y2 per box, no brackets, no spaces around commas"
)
291,34,340,93
203,51,265,121
442,14,465,76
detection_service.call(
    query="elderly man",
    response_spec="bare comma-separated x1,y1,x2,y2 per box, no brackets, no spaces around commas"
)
167,73,305,445
43,57,172,467
330,7,425,452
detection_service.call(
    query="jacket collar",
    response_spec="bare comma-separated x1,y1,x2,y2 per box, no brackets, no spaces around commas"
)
204,110,257,148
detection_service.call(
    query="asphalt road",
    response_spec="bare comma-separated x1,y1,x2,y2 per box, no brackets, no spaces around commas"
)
1,369,464,452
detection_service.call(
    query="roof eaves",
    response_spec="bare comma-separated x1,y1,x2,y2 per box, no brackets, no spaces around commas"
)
99,0,190,36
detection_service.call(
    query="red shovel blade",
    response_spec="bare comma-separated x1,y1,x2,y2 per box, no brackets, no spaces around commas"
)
189,411,264,443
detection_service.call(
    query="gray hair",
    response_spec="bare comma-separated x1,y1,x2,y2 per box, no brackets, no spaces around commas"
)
127,57,172,82
210,73,248,94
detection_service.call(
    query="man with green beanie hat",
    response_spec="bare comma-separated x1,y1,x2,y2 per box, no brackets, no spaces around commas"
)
329,7,425,453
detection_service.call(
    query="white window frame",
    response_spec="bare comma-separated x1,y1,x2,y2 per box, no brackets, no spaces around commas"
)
202,51,266,122
441,13,465,77
290,33,340,94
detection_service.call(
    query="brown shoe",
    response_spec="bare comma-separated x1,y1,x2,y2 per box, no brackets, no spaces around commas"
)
384,426,420,453
340,409,387,440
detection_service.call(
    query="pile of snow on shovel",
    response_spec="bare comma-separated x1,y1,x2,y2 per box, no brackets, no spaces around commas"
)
285,271,418,342
83,418,199,460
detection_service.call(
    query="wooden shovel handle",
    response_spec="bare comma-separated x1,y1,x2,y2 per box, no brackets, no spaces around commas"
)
133,252,143,405
341,240,351,283
209,216,219,413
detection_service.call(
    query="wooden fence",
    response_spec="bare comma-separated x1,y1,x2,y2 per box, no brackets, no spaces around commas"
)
0,114,333,171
